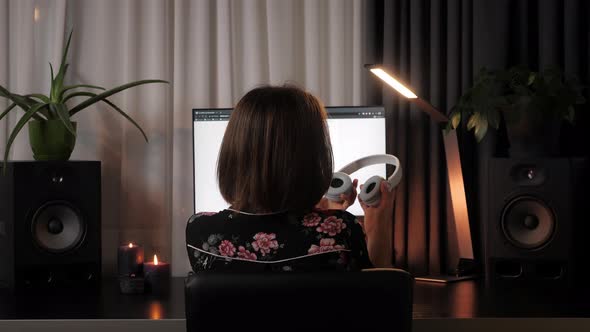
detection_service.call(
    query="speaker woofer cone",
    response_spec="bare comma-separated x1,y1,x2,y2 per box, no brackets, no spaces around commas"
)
31,201,86,253
501,196,555,250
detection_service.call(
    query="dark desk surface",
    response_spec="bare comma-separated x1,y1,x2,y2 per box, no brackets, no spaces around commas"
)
1,277,590,327
413,279,590,319
0,278,186,320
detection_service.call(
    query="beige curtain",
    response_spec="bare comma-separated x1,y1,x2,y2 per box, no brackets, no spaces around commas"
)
0,0,373,276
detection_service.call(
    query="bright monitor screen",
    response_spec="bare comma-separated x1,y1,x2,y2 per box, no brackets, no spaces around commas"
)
193,106,386,216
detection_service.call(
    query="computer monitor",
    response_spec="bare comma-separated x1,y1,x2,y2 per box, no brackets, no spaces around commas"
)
193,106,386,216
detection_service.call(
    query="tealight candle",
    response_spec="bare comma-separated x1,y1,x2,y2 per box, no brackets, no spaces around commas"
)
118,243,144,276
144,254,171,296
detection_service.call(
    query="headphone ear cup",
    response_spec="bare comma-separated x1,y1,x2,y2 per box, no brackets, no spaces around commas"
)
325,172,352,202
359,175,385,207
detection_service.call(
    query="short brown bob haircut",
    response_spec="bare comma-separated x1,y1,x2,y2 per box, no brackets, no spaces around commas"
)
217,85,333,213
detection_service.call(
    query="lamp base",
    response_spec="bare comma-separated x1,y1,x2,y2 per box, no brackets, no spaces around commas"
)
414,274,477,284
415,258,479,283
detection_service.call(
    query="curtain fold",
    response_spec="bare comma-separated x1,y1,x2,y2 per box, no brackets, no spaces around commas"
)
0,0,372,276
379,0,447,275
374,0,590,275
0,0,7,144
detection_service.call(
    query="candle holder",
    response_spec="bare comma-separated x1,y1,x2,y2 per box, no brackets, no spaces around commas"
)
118,243,144,277
118,274,145,294
144,255,171,296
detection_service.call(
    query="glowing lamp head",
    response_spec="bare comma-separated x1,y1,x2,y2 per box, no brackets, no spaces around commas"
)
368,67,418,99
154,255,159,265
128,243,133,248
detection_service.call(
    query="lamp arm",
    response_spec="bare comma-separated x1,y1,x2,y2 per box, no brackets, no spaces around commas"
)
365,63,478,278
411,98,449,123
408,95,477,273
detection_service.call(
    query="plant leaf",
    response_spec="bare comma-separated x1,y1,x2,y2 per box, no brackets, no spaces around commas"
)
26,94,51,104
68,79,168,115
53,103,76,136
25,94,51,118
101,98,149,142
3,103,47,169
0,87,41,108
66,91,148,142
61,31,73,72
62,91,95,103
50,62,55,81
49,63,55,99
450,111,461,129
0,85,27,108
527,73,536,86
51,31,73,101
443,116,460,135
59,84,106,101
0,86,46,121
487,109,500,130
11,93,37,107
63,84,106,92
0,103,17,122
474,116,489,142
53,64,69,101
467,113,479,131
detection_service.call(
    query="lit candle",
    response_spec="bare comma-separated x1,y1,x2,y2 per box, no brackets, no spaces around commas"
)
144,254,171,296
117,243,144,276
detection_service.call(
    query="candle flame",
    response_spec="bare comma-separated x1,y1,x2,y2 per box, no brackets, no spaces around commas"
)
128,243,133,248
154,254,158,265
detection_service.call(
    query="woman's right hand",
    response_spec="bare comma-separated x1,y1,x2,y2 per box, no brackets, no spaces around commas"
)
359,180,396,268
315,179,358,211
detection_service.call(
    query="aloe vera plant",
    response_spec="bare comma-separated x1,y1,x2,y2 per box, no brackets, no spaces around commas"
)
0,31,168,167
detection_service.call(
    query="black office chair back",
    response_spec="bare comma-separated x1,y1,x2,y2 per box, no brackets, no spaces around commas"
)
185,269,413,331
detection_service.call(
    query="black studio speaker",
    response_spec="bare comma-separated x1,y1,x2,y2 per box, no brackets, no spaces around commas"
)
0,161,101,292
483,158,585,286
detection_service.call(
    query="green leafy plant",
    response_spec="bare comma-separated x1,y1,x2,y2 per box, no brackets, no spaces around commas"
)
0,31,168,167
447,65,586,142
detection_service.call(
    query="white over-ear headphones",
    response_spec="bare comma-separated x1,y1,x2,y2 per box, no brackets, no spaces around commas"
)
325,154,402,207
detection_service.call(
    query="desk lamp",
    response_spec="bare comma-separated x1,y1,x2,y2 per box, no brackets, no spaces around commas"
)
366,64,477,282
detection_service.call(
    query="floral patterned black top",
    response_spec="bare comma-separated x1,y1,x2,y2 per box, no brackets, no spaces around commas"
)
185,209,372,272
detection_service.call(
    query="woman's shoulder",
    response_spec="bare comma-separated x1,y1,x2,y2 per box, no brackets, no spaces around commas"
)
186,210,232,232
188,210,229,222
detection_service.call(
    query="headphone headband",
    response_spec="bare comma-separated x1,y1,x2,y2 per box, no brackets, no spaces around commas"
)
339,154,402,191
326,154,403,207
338,154,400,175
